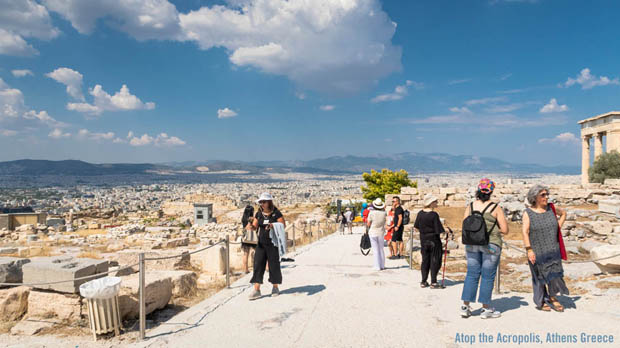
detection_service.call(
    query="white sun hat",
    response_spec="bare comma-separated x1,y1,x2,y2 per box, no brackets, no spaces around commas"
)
256,192,274,203
372,198,385,209
423,194,438,207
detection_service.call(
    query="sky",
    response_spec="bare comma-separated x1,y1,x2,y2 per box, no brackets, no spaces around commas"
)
0,0,617,166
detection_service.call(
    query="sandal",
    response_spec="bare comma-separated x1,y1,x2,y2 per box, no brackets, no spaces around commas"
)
538,304,552,312
549,297,564,312
420,281,429,288
430,283,444,289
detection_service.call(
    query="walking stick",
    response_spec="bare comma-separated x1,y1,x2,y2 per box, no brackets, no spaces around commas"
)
441,227,453,288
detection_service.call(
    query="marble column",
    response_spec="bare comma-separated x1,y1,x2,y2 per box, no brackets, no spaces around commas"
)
582,135,591,186
594,133,604,159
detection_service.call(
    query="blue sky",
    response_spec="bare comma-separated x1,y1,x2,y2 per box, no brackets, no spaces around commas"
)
0,0,617,166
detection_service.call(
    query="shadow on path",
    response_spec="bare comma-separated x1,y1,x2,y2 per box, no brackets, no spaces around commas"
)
280,284,326,296
492,295,529,313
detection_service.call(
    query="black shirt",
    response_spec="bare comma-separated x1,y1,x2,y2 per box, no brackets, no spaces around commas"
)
393,206,404,231
414,210,444,241
255,209,284,245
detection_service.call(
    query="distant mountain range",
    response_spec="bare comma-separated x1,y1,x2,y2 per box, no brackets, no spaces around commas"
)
0,153,579,176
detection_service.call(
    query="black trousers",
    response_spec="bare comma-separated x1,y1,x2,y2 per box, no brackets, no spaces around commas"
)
250,240,282,285
420,237,443,283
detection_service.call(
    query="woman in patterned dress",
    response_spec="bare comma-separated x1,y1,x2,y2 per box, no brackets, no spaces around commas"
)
522,184,569,312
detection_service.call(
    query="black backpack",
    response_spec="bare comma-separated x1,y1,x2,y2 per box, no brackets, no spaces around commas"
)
462,202,497,246
402,210,410,225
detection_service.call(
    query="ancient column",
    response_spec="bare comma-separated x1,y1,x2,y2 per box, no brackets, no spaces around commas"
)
582,136,591,186
594,133,604,159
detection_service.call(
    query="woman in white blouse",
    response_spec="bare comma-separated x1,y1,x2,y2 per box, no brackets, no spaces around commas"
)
367,198,387,271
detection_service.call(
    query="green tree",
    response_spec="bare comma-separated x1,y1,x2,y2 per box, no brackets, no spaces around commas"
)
361,169,417,202
589,150,620,183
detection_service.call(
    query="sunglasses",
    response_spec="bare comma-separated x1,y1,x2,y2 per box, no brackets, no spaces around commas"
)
539,193,549,198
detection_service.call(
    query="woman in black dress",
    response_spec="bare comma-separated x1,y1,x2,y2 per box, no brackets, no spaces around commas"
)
413,194,446,289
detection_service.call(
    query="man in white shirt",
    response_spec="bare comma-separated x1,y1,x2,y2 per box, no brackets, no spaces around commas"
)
344,208,353,234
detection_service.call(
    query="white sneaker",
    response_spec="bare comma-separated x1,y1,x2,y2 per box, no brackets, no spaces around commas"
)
249,289,261,300
460,305,472,318
480,307,501,319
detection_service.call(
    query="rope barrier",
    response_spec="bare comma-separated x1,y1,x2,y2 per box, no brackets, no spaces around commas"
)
501,240,620,264
144,240,225,261
0,262,140,287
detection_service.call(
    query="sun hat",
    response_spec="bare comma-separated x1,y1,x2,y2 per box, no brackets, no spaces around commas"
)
372,198,385,209
478,178,495,194
256,192,274,203
346,207,351,211
423,194,438,207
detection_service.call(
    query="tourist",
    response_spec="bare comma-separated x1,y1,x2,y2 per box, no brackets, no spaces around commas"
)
413,194,445,289
523,184,569,312
460,179,509,319
385,205,394,257
367,198,387,271
241,205,257,274
391,196,404,259
362,202,370,233
340,211,347,233
344,207,353,234
247,192,285,300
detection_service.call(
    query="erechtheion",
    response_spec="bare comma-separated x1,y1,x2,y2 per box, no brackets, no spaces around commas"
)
579,111,620,185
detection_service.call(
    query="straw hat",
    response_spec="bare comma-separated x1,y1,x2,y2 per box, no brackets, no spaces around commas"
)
423,194,438,207
372,198,385,209
256,192,274,203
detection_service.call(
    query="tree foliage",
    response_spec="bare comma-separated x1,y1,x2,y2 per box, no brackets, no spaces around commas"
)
589,150,620,183
361,169,417,201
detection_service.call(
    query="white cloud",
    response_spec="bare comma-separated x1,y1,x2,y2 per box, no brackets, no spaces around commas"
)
0,0,60,56
484,103,525,113
46,67,84,100
371,80,419,103
449,106,472,114
295,92,306,100
11,69,33,77
448,78,471,85
0,129,17,136
217,108,238,119
562,68,619,90
23,110,67,128
320,105,335,111
67,84,155,116
76,129,116,141
48,128,70,139
126,131,185,147
538,132,579,145
409,113,566,129
43,0,182,40
539,98,568,113
465,96,507,106
43,0,402,94
500,73,512,80
0,77,66,129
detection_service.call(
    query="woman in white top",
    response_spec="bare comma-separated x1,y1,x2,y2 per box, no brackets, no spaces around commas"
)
367,198,387,271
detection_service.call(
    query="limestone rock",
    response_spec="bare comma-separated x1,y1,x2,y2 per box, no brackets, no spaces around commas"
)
195,245,226,275
164,237,189,248
26,290,82,322
0,286,29,322
578,240,605,254
0,257,31,284
118,273,172,320
591,245,620,274
10,319,54,335
580,221,613,235
22,257,108,293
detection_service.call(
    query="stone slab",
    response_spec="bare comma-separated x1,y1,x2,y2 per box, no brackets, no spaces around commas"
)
118,272,173,320
0,257,31,284
21,257,108,294
598,199,620,215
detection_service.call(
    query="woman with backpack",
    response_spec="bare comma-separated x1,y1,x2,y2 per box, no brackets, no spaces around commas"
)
460,179,509,319
522,184,568,312
241,205,256,274
413,194,445,289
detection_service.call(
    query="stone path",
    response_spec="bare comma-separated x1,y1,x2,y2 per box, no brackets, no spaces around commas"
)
138,227,620,348
2,227,619,348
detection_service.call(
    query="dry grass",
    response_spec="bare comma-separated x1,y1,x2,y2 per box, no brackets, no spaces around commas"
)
595,281,620,289
76,251,102,259
70,229,107,237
